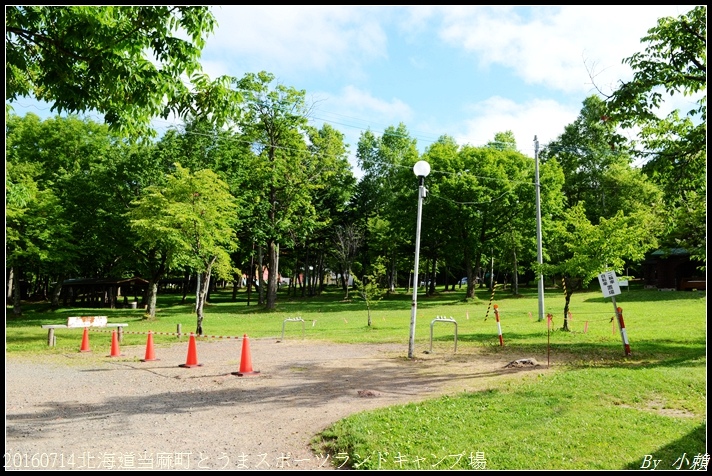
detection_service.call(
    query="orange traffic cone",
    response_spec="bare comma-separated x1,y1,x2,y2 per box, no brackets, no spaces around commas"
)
140,331,158,362
80,327,91,352
109,329,123,357
232,334,260,376
179,333,202,368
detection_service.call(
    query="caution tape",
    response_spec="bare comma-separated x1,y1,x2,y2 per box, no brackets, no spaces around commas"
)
484,287,496,321
88,329,244,340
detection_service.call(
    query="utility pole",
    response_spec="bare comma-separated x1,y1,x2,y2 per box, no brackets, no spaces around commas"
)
534,136,545,322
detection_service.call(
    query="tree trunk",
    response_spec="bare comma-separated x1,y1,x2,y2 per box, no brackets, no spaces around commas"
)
463,228,476,299
196,266,213,335
512,248,519,295
146,280,159,319
181,271,190,304
317,251,325,294
562,276,572,332
488,252,495,291
194,273,201,313
108,285,116,309
475,250,485,288
266,240,279,310
247,242,255,306
389,251,397,293
12,265,22,316
6,267,14,306
41,274,49,301
257,245,265,305
342,268,349,299
428,256,437,296
290,271,297,297
303,243,310,298
50,274,64,310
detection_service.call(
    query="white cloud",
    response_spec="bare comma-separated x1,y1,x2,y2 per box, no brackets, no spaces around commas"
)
340,86,412,119
205,6,388,79
456,96,580,156
393,5,439,39
198,6,703,177
306,86,416,178
435,5,696,95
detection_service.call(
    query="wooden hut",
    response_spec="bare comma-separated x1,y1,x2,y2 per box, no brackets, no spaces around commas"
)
61,276,148,308
642,248,706,291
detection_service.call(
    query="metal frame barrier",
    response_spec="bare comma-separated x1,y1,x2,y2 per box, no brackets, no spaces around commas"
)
430,316,458,353
281,317,305,341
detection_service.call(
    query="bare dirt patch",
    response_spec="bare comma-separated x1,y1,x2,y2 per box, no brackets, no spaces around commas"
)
5,337,551,470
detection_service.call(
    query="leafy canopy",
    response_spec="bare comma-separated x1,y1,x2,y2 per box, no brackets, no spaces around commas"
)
6,6,242,137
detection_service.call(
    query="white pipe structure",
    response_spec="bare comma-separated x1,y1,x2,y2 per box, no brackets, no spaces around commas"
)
534,136,545,322
408,160,430,359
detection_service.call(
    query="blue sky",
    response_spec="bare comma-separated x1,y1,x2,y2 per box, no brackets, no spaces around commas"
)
9,5,698,178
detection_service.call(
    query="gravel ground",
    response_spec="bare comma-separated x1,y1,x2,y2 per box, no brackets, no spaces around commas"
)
5,335,548,471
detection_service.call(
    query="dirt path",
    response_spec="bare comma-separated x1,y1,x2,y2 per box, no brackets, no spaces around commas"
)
5,337,549,470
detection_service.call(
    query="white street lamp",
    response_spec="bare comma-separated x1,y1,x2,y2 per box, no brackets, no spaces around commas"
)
534,136,545,321
409,160,430,359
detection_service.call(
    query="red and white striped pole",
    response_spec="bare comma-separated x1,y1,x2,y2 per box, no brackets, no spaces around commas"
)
616,306,631,356
493,304,504,346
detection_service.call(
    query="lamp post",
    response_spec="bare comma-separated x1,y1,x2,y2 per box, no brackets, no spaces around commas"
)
409,160,430,359
534,136,545,322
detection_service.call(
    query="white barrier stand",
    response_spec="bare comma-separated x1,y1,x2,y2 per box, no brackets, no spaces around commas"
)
429,316,458,353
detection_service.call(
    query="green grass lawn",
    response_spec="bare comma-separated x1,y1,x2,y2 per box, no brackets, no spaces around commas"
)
6,283,707,470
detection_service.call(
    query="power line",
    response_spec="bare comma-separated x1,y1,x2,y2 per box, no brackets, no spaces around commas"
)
8,99,663,179
428,189,513,206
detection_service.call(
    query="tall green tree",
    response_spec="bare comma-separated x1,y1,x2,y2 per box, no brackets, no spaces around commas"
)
128,164,238,334
548,199,662,331
6,161,73,315
421,134,543,299
541,94,666,329
605,6,706,180
417,135,463,295
332,224,361,299
124,153,185,319
237,71,318,309
6,112,143,312
353,124,420,293
541,95,633,223
304,123,357,296
603,6,706,265
6,6,242,137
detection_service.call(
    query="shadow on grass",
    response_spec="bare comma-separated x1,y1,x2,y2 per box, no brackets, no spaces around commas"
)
437,332,707,369
1,287,545,323
623,423,707,470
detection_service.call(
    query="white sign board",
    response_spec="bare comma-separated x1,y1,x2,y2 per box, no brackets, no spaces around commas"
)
67,315,108,328
598,271,621,298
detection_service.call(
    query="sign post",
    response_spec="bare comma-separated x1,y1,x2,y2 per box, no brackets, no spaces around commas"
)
597,271,631,356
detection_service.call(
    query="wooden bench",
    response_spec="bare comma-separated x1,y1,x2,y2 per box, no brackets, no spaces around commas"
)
41,316,129,347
